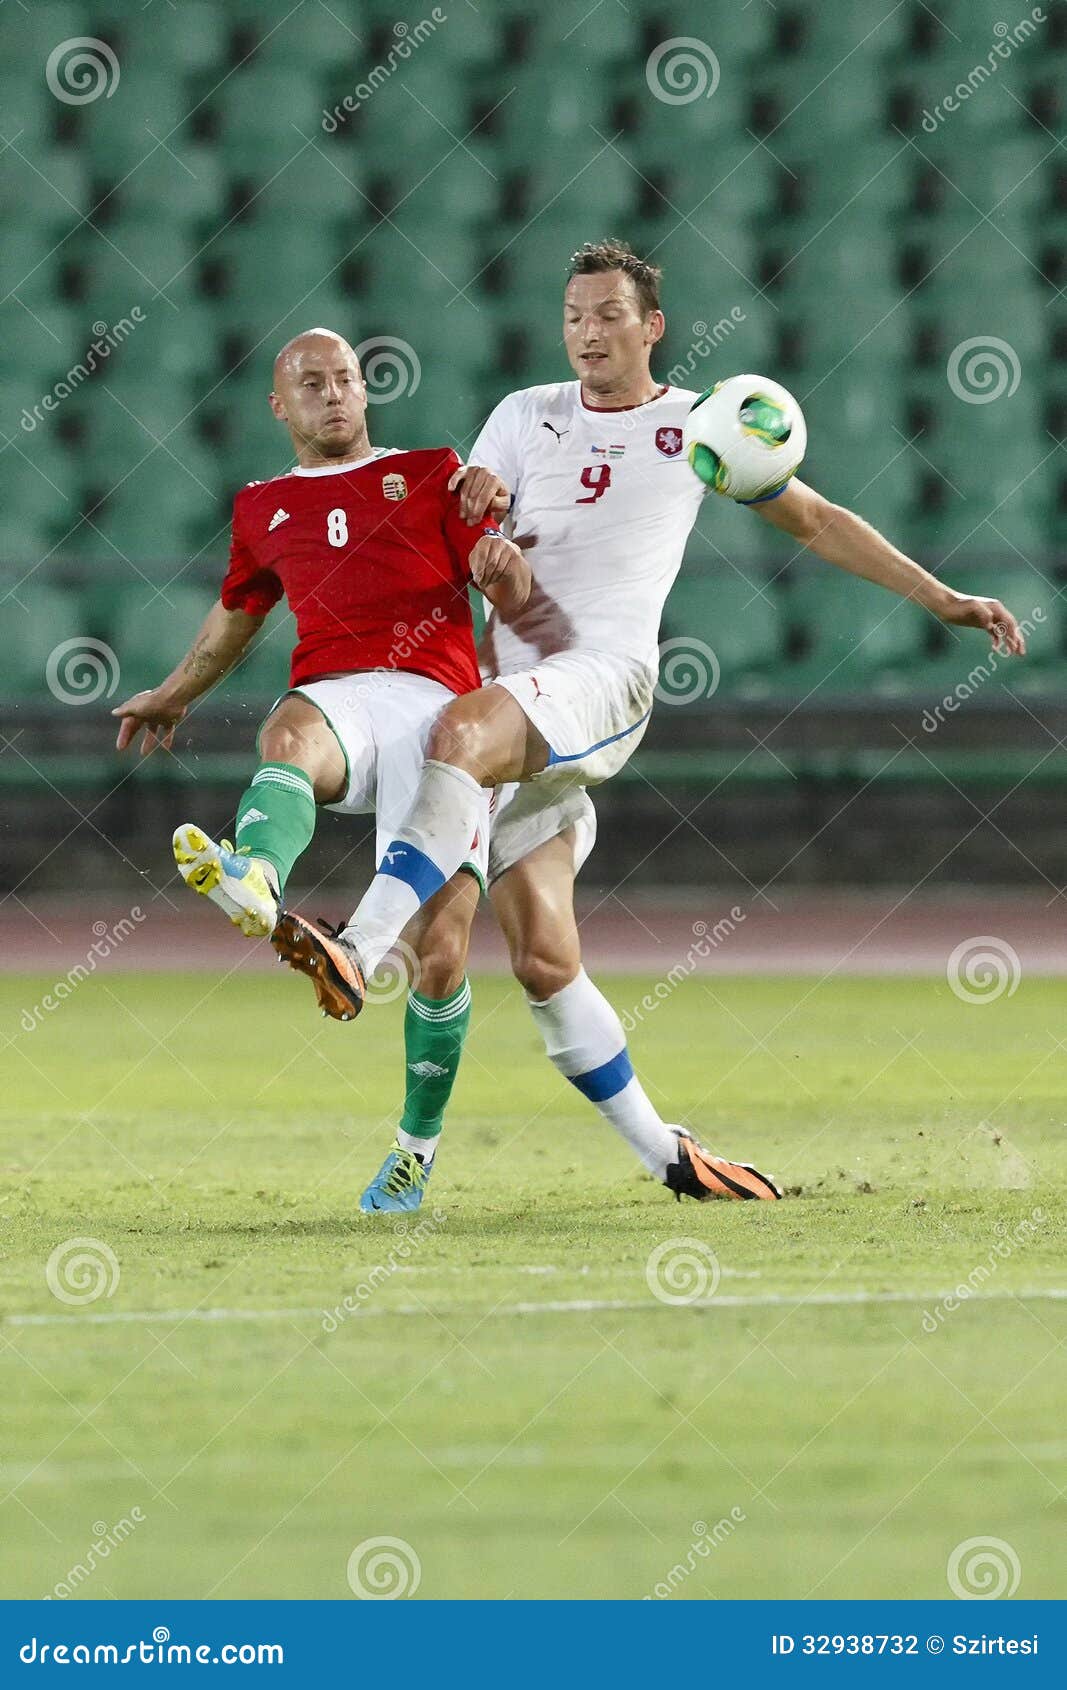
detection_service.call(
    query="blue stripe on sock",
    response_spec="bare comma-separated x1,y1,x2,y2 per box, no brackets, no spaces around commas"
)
568,1048,634,1103
377,841,446,902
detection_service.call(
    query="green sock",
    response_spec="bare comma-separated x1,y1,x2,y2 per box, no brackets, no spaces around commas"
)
234,762,316,894
397,977,472,1157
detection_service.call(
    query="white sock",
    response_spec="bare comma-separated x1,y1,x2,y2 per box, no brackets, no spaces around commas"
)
343,760,484,975
396,1128,436,1164
527,968,679,1182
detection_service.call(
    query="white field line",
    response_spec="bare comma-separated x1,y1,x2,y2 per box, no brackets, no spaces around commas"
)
5,1285,1067,1328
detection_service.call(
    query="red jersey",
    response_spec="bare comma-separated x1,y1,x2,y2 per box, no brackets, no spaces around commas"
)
220,446,496,695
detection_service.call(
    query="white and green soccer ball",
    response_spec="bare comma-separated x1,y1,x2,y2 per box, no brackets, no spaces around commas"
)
682,374,806,501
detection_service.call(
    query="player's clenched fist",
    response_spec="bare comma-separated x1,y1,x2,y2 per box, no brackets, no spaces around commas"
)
468,532,531,615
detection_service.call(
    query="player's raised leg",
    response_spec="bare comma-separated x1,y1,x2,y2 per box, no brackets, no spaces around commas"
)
340,684,544,977
174,693,346,937
359,872,478,1213
490,831,781,1202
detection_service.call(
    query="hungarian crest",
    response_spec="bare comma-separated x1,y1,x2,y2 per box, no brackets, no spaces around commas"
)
382,472,408,501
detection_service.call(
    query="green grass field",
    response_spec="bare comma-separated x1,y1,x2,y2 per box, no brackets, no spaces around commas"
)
1,969,1064,1600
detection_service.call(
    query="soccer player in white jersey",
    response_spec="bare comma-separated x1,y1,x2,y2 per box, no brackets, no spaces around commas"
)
276,240,1025,1205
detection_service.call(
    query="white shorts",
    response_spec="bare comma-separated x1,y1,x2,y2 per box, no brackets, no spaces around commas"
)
488,781,597,887
272,672,490,888
492,651,656,789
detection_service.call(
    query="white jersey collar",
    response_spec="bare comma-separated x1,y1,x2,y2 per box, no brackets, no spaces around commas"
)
290,447,401,477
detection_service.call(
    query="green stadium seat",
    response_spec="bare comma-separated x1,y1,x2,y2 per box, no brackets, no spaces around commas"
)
217,221,347,314
253,150,369,222
0,2,86,62
1,582,89,698
0,148,90,231
344,63,473,155
748,63,884,150
114,2,228,73
394,152,502,228
0,518,54,568
80,80,195,177
228,609,298,701
648,146,780,228
0,230,66,308
776,568,931,695
107,580,217,693
231,0,361,70
779,1,912,59
77,221,201,317
652,1,774,58
213,70,325,173
113,146,227,226
662,567,783,697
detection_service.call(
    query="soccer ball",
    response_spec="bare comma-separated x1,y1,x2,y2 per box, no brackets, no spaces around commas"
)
682,374,806,502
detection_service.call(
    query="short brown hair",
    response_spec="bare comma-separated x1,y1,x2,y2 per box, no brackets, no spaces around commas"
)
567,239,662,318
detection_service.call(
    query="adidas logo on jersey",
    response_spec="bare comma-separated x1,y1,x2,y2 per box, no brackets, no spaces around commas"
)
408,1059,449,1079
268,509,290,531
237,807,268,828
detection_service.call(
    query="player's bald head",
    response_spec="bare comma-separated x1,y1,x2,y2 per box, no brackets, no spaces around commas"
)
269,327,370,463
272,328,360,388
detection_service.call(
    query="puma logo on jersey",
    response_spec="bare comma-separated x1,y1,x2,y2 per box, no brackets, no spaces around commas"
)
268,509,290,531
237,807,268,828
530,674,550,702
408,1059,449,1078
541,420,569,441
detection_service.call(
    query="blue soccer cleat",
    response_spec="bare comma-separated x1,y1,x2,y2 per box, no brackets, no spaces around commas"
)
359,1143,432,1213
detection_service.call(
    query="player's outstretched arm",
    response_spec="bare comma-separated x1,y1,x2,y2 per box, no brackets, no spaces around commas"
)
469,532,532,617
753,478,1026,656
112,598,265,756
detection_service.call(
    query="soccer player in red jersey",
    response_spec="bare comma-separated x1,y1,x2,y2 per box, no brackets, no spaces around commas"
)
112,328,529,1210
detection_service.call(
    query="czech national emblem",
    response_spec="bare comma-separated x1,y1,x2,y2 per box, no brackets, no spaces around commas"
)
655,426,683,456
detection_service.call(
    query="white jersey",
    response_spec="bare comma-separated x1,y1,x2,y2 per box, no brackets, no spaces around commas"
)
470,380,705,677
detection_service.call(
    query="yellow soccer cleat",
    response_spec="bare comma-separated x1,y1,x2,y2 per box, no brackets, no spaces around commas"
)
172,823,278,938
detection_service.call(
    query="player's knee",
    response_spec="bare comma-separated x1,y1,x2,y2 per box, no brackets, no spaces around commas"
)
259,721,313,774
426,697,481,769
513,943,579,1003
416,927,468,998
